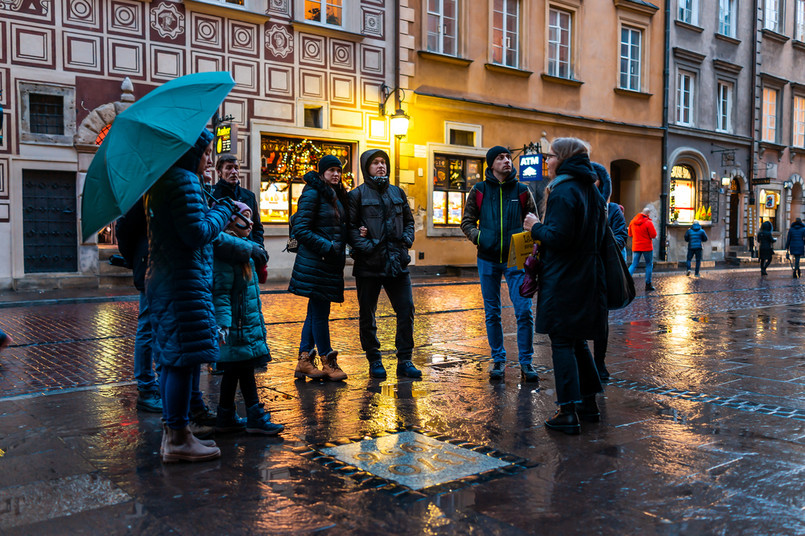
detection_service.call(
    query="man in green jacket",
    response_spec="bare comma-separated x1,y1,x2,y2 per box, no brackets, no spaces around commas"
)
461,146,538,382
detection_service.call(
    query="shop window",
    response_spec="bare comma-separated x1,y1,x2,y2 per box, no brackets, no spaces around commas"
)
670,164,696,224
432,153,484,226
259,135,354,224
449,129,475,147
758,188,780,230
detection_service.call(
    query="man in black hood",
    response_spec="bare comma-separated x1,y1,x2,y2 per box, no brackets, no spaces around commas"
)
347,149,420,380
212,155,264,248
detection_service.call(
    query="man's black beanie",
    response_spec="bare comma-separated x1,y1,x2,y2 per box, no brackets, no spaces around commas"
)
486,146,510,168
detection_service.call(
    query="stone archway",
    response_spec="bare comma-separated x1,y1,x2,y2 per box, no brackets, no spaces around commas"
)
787,174,804,227
610,159,640,221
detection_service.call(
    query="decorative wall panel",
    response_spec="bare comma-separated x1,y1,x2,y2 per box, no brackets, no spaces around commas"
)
360,44,384,76
108,0,144,37
0,23,6,64
191,14,222,50
107,38,144,78
0,111,11,154
361,79,383,110
223,98,247,125
229,58,259,95
361,8,383,38
299,33,325,67
330,39,354,72
300,69,325,100
229,20,259,57
11,25,54,68
331,108,363,129
265,63,293,99
63,0,100,30
150,45,184,80
150,1,186,44
64,32,103,73
331,74,355,106
0,0,53,22
253,99,294,122
0,159,9,199
266,0,290,18
264,23,293,63
192,51,222,72
361,0,385,5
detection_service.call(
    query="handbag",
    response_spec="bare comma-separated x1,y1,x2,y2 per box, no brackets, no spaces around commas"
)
604,226,635,310
519,242,541,298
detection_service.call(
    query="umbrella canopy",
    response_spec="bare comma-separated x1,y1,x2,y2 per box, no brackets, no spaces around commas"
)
81,71,235,242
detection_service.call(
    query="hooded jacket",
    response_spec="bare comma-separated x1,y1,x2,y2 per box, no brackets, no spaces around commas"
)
347,149,415,278
145,130,235,368
757,220,776,255
684,222,709,250
529,154,607,339
460,168,536,264
591,162,627,250
628,212,657,252
785,220,805,255
288,170,348,302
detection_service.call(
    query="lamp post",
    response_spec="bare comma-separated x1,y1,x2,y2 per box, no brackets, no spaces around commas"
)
379,84,410,186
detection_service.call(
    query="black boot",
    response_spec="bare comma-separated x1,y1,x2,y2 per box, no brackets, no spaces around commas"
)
576,395,601,423
544,404,580,435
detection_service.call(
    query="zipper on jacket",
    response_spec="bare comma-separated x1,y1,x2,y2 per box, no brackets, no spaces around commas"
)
499,187,504,263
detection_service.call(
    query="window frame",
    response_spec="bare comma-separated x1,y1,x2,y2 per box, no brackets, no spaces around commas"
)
796,0,805,42
547,6,573,79
669,164,697,225
491,0,521,69
676,70,695,127
427,142,486,237
19,82,76,146
762,86,779,143
764,0,781,33
678,0,698,26
426,0,459,57
718,0,736,38
793,95,805,148
716,80,733,133
294,0,358,32
619,25,642,92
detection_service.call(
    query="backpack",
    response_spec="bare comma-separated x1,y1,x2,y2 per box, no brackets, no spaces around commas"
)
283,211,298,253
473,180,530,218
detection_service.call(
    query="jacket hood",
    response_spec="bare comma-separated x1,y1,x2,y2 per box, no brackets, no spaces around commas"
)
484,166,517,184
591,162,612,200
360,149,390,188
691,222,701,230
630,212,651,226
761,220,773,231
556,153,596,184
174,129,214,174
792,220,805,229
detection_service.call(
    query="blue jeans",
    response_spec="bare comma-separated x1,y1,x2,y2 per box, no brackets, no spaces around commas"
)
134,292,159,392
160,365,193,430
628,250,653,285
686,248,703,275
299,297,333,356
477,257,533,364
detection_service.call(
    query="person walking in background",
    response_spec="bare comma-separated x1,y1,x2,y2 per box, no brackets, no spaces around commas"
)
757,221,776,276
146,128,235,463
212,201,283,436
524,138,606,435
628,206,658,291
785,217,805,279
591,162,627,382
461,145,538,382
684,220,709,277
348,149,421,380
289,155,350,382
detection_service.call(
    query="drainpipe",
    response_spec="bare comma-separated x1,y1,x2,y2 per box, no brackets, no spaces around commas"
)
748,0,760,254
659,0,671,261
393,0,401,187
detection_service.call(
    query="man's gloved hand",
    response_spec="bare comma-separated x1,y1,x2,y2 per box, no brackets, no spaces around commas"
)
214,196,236,215
251,244,269,266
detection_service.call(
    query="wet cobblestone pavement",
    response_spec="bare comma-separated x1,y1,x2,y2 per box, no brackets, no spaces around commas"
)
0,267,803,534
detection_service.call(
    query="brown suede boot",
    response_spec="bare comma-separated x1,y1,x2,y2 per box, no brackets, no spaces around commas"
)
162,426,221,463
321,350,347,381
161,420,215,457
294,350,327,380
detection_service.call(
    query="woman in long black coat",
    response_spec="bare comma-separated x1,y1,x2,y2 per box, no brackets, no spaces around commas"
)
524,138,606,435
288,155,350,381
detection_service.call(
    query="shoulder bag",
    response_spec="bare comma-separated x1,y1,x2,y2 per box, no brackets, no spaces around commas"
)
604,225,635,310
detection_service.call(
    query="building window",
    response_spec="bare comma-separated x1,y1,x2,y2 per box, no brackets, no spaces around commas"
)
678,0,698,25
30,94,65,135
259,135,354,224
548,8,572,78
718,0,736,37
796,0,805,41
716,81,733,133
762,87,778,142
794,96,805,148
619,26,641,91
304,0,342,26
676,71,695,126
427,0,458,56
20,83,76,145
304,107,323,129
764,0,780,32
492,0,520,68
670,164,696,224
432,153,484,226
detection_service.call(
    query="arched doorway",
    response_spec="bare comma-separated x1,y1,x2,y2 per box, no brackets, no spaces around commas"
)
791,183,803,224
610,159,640,221
729,178,742,246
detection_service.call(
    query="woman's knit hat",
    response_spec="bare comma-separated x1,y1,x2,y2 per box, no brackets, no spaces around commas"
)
230,201,251,222
318,154,343,175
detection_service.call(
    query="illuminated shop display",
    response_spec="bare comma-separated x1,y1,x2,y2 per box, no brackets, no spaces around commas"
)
669,164,696,224
432,154,484,226
259,135,354,224
758,188,780,230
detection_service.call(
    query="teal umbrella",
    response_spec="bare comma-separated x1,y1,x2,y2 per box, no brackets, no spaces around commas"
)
81,71,235,242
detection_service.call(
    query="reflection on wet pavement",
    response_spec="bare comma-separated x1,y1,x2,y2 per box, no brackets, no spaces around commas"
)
0,269,804,534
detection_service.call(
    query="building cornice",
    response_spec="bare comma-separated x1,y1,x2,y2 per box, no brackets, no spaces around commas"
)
417,51,473,67
712,59,743,74
760,72,789,87
673,47,706,64
612,0,659,17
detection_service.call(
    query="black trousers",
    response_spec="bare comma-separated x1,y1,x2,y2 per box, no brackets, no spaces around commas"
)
356,274,415,362
549,335,603,405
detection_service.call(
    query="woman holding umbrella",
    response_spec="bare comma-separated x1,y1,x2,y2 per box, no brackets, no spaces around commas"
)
146,128,237,463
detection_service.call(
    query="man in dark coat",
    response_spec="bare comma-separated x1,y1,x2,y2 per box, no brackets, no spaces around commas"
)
591,162,627,382
785,217,805,279
684,221,709,277
461,146,538,382
348,149,420,380
212,155,264,247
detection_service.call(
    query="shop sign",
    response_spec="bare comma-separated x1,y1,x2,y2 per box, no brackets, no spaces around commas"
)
753,178,771,185
745,205,756,235
519,154,543,182
215,123,237,155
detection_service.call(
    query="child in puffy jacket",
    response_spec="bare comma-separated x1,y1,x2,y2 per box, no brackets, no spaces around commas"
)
212,201,283,436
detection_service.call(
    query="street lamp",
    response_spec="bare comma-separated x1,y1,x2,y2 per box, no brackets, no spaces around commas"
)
379,84,410,139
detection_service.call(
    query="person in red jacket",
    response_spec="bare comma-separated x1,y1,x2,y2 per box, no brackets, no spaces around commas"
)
628,206,658,291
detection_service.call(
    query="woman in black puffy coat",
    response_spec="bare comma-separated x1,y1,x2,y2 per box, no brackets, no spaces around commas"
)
288,155,350,381
146,128,236,463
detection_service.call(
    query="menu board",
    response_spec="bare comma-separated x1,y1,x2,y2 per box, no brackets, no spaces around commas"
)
433,191,447,224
